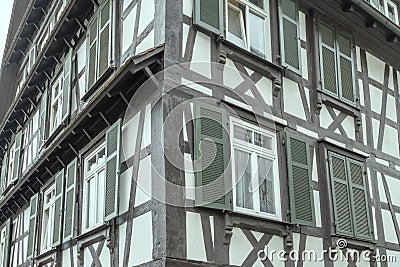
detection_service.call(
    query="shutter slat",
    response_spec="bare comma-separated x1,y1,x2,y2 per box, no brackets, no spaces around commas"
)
337,33,355,103
87,17,98,88
63,159,77,240
52,170,64,246
104,119,121,221
194,103,230,210
27,194,38,259
98,0,111,77
286,133,315,226
194,0,224,36
320,23,338,95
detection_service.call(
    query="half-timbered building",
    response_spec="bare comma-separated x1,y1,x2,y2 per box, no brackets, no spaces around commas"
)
0,0,399,266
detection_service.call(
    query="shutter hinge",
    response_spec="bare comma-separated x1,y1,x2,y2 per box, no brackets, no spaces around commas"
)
282,139,286,146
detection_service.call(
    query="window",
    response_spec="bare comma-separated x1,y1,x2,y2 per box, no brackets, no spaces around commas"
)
369,0,399,24
22,110,40,172
50,74,63,135
41,185,56,252
279,0,301,73
76,39,87,99
226,0,270,59
83,144,106,230
0,220,10,267
328,152,371,240
319,23,355,104
231,118,281,219
1,131,22,192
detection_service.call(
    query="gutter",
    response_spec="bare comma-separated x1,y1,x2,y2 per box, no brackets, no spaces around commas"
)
348,0,400,38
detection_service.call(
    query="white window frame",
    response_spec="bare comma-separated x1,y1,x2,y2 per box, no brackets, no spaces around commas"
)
226,0,272,61
0,227,6,267
22,109,40,173
6,144,16,188
230,117,281,221
82,142,106,232
41,184,56,253
49,74,64,135
386,0,399,24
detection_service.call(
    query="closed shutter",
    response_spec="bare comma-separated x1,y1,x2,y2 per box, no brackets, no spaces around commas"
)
61,49,73,122
52,170,64,246
319,23,338,96
27,194,38,259
329,152,354,236
98,0,112,78
194,0,224,36
39,89,48,148
286,133,315,226
11,132,22,183
194,103,230,210
87,15,98,89
337,33,355,103
63,159,77,240
0,219,11,267
348,159,371,239
104,119,121,221
0,154,8,195
279,0,301,72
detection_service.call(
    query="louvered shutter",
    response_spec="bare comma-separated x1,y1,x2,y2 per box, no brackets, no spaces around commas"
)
39,89,48,148
63,159,77,240
87,15,98,89
0,154,8,195
347,159,371,239
11,132,22,183
279,0,301,72
194,0,224,36
0,219,11,267
27,194,38,259
61,49,73,122
337,33,355,103
98,0,112,78
329,152,354,236
104,119,121,221
52,170,64,246
286,133,315,226
319,23,338,96
194,103,230,210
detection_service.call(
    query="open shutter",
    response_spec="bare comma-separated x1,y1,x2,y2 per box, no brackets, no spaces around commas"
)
39,89,48,148
27,194,38,259
194,102,230,210
286,133,315,226
279,0,301,72
98,0,112,78
319,23,338,96
0,219,11,267
194,0,224,36
329,152,354,236
87,14,99,89
0,154,8,196
52,170,64,246
63,159,77,240
336,33,355,103
11,132,22,183
61,49,73,122
104,119,121,221
348,159,371,239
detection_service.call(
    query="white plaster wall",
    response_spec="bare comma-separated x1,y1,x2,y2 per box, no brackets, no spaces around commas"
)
382,209,398,244
313,190,322,228
377,173,388,203
223,59,245,90
386,250,400,266
62,246,77,266
382,124,399,157
141,104,152,149
184,153,195,200
304,236,324,267
386,93,397,122
135,155,152,207
369,85,382,114
191,32,212,78
119,167,132,215
255,77,273,107
182,23,190,57
183,0,193,17
341,116,355,140
122,112,140,162
283,77,306,120
366,52,385,83
136,31,155,55
387,176,400,207
230,227,253,266
319,105,333,129
186,212,215,262
122,5,137,55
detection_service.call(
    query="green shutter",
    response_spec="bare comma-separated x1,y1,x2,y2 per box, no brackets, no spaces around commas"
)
347,159,371,239
194,0,224,36
63,159,77,240
286,133,315,226
11,131,22,183
194,102,230,210
98,0,112,78
329,152,354,236
104,119,121,221
336,33,355,103
319,23,338,96
52,170,64,246
39,89,48,148
0,219,11,267
61,49,73,122
87,15,98,89
279,0,301,72
0,153,8,195
27,193,38,259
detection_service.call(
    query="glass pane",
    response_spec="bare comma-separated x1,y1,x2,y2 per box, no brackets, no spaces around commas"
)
258,157,275,214
88,178,96,228
228,6,246,48
98,148,106,164
235,150,253,210
97,169,105,224
234,125,252,143
254,132,272,149
250,0,264,9
249,12,266,58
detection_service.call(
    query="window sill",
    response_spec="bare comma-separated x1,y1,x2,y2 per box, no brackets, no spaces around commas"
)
331,234,375,251
34,248,56,263
317,90,360,117
77,223,109,242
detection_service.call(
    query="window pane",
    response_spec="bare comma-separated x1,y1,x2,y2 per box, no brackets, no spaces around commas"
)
88,178,97,228
258,157,275,214
97,169,105,225
228,5,246,48
235,150,253,210
249,12,266,58
250,0,264,9
254,132,272,149
234,125,252,143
